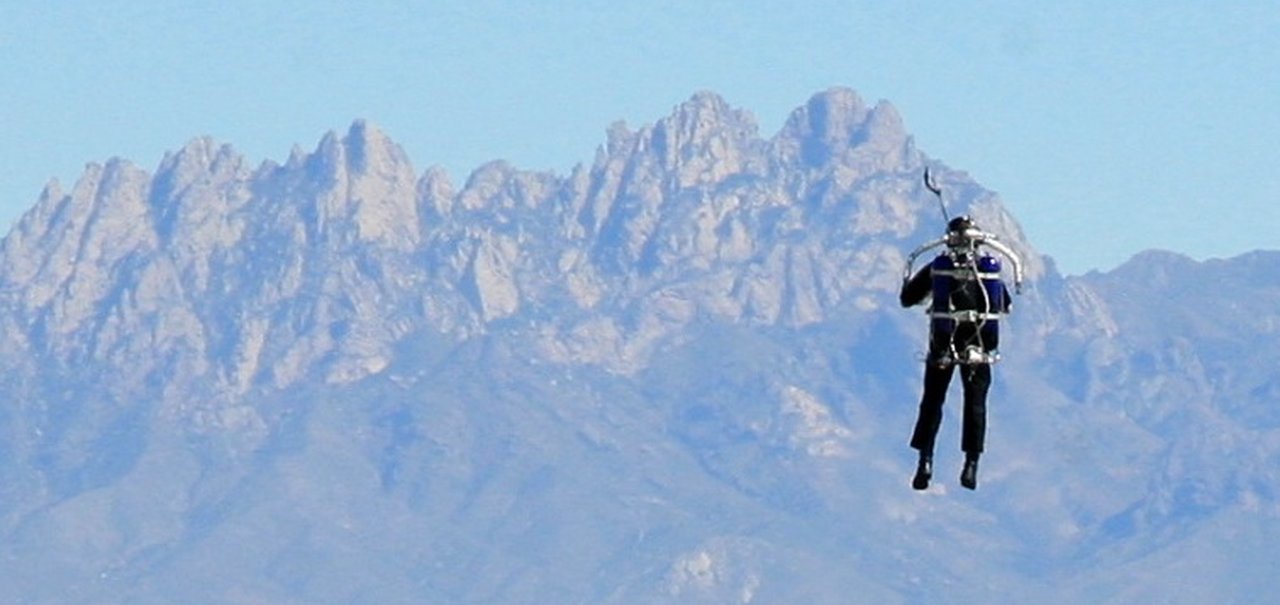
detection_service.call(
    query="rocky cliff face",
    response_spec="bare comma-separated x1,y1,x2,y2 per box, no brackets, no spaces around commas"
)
0,88,1272,604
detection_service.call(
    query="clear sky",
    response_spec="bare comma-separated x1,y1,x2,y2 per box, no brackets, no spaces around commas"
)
1,1,1275,275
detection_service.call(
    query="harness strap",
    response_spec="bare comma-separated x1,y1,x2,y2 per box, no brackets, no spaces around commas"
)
934,346,1001,366
931,268,1001,280
928,310,1002,322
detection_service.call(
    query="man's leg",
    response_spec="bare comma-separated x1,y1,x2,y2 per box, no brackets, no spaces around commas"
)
959,364,990,454
910,363,954,489
959,364,991,489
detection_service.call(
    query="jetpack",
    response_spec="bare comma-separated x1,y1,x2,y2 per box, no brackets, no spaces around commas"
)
903,168,1025,365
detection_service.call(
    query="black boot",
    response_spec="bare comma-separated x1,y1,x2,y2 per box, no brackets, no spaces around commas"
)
960,455,979,490
912,454,933,490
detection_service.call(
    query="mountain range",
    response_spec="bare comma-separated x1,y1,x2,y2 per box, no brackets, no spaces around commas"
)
0,87,1275,604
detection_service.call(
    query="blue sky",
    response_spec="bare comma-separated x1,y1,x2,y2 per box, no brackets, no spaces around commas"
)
1,1,1275,275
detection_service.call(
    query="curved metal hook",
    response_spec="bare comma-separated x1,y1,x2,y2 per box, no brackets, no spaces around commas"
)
923,167,943,197
922,167,949,223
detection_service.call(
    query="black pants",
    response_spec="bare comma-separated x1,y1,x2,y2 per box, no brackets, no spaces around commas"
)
910,362,991,457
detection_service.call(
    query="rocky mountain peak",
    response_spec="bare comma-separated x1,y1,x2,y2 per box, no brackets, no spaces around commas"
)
773,87,909,172
306,120,412,179
417,165,458,222
150,137,251,248
158,136,236,176
668,90,759,138
286,120,422,248
602,91,764,189
342,119,407,176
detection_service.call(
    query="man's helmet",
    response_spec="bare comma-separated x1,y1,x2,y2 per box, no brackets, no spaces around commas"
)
947,215,976,235
946,216,978,248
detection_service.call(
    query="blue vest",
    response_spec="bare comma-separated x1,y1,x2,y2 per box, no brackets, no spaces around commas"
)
929,253,1003,348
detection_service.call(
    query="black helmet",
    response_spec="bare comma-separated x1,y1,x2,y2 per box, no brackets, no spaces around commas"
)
947,216,976,234
946,216,979,249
